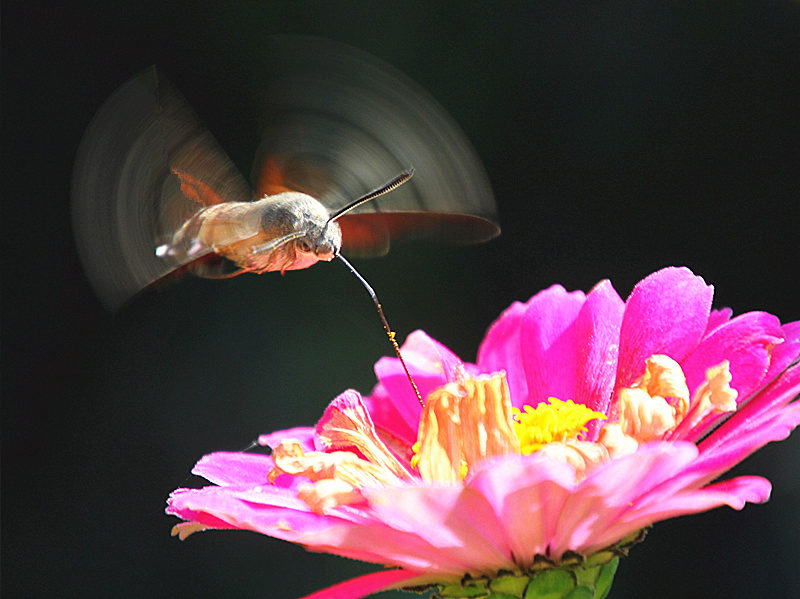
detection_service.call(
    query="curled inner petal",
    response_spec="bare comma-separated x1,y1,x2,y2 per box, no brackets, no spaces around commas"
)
297,479,364,514
414,373,520,484
638,354,691,420
597,423,639,458
316,391,411,479
674,360,738,437
537,440,610,480
268,440,402,512
616,388,678,442
611,355,689,444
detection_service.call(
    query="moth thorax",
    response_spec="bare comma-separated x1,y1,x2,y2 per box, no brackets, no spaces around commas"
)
259,192,341,255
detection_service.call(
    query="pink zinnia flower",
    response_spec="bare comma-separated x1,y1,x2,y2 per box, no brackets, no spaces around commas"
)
167,267,800,599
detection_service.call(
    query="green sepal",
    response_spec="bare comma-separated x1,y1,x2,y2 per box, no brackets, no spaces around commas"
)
562,586,593,599
428,530,645,599
592,558,619,599
433,557,622,599
490,575,530,596
524,569,576,599
437,578,489,597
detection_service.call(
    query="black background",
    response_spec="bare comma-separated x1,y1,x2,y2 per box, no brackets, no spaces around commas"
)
3,1,799,597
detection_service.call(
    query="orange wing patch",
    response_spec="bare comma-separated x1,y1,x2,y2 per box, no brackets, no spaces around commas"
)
171,167,227,206
256,156,293,197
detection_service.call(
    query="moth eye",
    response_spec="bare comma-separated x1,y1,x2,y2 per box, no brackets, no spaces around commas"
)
298,240,312,253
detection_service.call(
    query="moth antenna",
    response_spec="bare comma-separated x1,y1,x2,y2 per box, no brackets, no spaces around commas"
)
336,253,424,407
327,167,414,223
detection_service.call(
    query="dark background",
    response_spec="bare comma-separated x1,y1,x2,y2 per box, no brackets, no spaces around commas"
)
3,1,799,597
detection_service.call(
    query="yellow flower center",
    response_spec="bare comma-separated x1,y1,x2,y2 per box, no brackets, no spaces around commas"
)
411,374,610,483
513,399,607,454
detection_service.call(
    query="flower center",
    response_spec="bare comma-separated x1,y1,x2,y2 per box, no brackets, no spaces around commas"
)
513,399,606,454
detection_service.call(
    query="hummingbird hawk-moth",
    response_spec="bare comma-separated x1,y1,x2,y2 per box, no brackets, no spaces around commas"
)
72,38,499,312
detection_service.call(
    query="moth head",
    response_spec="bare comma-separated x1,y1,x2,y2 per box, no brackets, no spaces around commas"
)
296,219,342,262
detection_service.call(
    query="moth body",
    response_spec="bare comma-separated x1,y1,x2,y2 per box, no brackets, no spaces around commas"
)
160,192,342,274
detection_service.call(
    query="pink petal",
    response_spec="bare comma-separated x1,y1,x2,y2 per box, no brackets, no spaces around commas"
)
298,516,476,573
372,331,462,433
363,484,515,574
615,267,713,392
765,320,800,380
169,482,314,511
166,484,315,533
361,382,418,446
189,448,319,492
698,403,800,474
477,299,530,403
668,406,800,496
548,442,698,558
191,452,275,487
467,454,577,565
379,330,465,383
258,426,317,452
703,358,800,452
369,366,425,435
299,569,432,599
636,474,773,515
166,488,244,531
171,490,460,574
585,475,772,555
681,311,783,403
704,308,733,335
518,285,587,406
573,279,625,438
168,484,479,573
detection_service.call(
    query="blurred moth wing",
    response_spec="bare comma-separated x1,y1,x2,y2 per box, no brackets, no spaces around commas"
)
72,66,254,310
253,36,499,258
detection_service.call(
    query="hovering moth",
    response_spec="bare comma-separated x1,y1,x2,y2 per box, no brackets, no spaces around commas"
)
72,39,499,311
155,163,414,279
